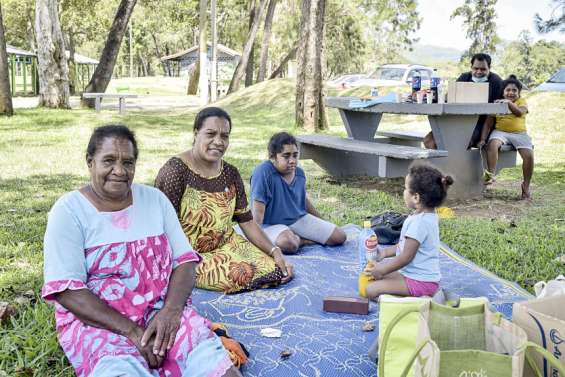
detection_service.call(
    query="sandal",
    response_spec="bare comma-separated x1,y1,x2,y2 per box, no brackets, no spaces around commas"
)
521,181,532,200
483,170,496,185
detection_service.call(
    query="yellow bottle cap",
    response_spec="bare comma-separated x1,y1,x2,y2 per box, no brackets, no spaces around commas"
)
363,220,371,228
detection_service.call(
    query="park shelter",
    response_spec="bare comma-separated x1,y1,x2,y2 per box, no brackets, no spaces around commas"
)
6,44,99,96
6,44,38,96
65,51,99,92
160,42,241,78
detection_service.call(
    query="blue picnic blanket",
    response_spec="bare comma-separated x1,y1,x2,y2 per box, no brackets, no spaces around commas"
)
192,226,532,377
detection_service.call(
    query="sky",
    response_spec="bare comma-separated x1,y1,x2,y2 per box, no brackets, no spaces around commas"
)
416,0,565,49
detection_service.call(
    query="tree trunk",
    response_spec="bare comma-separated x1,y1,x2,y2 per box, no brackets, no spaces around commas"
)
296,0,327,131
294,0,310,129
257,0,277,82
187,59,199,94
269,44,297,79
0,4,13,116
245,1,257,87
197,0,208,104
151,32,170,76
66,30,77,95
35,0,70,108
227,0,268,94
164,44,172,76
81,0,137,107
26,11,36,51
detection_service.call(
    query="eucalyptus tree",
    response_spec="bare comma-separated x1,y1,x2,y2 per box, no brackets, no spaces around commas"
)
60,0,107,94
257,0,278,82
228,0,268,93
0,3,13,116
35,0,70,108
82,0,137,107
295,0,327,131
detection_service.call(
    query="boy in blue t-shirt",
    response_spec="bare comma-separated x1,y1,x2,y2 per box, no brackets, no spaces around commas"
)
251,132,346,254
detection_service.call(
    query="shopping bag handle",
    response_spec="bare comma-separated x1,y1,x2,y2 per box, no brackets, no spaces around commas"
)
524,341,565,377
399,338,436,377
378,307,422,377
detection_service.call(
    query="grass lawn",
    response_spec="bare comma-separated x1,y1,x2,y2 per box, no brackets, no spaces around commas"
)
0,78,564,375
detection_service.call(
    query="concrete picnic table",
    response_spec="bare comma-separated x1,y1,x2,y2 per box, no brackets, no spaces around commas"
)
297,96,516,199
81,93,138,114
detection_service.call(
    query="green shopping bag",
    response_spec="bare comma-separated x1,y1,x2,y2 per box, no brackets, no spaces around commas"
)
377,295,437,376
378,297,565,377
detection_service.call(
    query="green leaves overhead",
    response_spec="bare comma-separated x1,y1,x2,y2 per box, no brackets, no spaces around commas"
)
451,0,499,60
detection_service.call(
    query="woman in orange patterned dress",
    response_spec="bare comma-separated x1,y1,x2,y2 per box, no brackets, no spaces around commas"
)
155,107,293,293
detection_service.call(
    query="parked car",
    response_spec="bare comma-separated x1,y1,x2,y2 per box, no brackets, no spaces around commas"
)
326,74,366,88
535,68,565,92
349,64,434,88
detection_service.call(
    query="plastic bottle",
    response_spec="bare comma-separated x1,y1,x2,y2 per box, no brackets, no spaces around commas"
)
430,69,441,103
411,70,421,102
370,87,379,97
358,220,378,271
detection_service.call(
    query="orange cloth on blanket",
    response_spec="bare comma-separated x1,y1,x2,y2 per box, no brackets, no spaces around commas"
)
210,323,248,368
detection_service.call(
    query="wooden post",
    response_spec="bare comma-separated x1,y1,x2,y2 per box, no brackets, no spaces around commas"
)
74,63,79,92
32,57,38,95
10,54,15,96
119,96,125,114
95,96,101,112
23,59,27,94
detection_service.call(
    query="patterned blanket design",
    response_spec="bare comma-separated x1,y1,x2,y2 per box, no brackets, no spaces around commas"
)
192,227,531,376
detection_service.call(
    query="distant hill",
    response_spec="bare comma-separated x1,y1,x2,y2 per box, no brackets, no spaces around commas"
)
403,44,463,64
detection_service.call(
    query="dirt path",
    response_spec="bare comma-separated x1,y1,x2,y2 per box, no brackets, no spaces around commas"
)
12,95,202,111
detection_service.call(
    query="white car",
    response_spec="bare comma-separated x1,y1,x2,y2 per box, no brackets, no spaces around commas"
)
535,68,565,92
326,74,366,88
350,64,435,88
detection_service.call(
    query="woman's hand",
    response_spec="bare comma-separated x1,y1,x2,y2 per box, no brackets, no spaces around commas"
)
127,325,164,369
273,249,293,283
141,306,183,358
495,99,510,103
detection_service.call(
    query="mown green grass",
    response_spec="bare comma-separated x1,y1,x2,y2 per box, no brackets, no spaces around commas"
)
0,78,564,375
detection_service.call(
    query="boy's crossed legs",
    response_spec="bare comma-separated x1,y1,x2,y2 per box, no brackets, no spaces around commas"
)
264,214,346,254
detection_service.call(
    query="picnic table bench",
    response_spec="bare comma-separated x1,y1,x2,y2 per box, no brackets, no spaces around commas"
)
298,96,517,199
82,93,138,114
297,134,447,178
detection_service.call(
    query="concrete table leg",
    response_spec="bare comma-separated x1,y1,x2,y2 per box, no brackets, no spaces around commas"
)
95,97,101,112
428,115,483,199
340,110,382,141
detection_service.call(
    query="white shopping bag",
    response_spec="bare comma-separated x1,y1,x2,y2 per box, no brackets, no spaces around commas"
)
534,275,565,298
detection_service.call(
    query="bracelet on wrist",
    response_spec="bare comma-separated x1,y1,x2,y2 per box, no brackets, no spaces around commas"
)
269,246,281,256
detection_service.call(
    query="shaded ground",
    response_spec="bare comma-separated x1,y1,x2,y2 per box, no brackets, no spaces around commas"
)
322,174,537,220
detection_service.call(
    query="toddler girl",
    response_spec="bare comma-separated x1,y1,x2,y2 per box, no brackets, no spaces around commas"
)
359,163,453,299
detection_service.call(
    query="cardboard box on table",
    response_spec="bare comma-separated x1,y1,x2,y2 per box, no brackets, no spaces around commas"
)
513,294,565,377
447,81,489,103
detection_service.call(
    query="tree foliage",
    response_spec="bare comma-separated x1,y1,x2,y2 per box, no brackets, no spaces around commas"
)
497,33,565,87
535,0,565,33
451,0,499,60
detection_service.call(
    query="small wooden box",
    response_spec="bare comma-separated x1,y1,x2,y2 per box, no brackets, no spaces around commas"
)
323,296,369,315
447,81,489,103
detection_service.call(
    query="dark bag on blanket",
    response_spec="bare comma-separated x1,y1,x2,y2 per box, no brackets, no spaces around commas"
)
370,212,407,245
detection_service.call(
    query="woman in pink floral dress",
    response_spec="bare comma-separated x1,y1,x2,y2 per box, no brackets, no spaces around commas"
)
42,125,241,377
